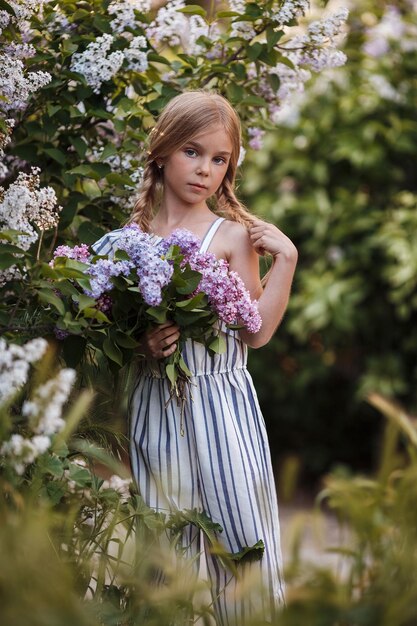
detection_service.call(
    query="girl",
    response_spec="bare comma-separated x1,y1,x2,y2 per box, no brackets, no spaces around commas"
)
93,91,297,624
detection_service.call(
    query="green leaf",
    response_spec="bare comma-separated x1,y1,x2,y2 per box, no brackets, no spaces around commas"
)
216,10,241,17
208,335,226,354
38,454,64,478
0,0,16,16
177,4,206,17
166,363,177,386
38,289,66,315
246,42,263,62
228,539,265,564
266,26,283,50
0,252,19,269
73,293,97,312
42,481,65,505
103,337,123,366
146,306,167,323
226,82,245,104
68,464,92,487
43,147,67,166
175,292,206,310
178,357,192,377
115,330,139,349
83,307,111,323
147,52,172,65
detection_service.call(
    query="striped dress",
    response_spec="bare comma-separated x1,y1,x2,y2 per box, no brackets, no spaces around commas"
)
92,218,285,624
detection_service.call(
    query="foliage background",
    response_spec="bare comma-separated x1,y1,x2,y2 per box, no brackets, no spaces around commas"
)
244,0,417,482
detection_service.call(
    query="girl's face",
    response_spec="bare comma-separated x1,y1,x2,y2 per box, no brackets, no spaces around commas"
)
161,124,233,209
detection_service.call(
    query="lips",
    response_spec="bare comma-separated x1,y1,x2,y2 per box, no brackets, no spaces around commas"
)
188,182,207,190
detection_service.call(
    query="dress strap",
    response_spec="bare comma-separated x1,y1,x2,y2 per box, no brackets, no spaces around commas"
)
199,217,225,253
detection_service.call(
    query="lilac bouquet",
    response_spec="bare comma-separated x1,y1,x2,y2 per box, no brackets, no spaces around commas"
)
47,224,261,424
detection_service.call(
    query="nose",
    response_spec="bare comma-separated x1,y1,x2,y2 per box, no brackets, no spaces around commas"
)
196,158,210,176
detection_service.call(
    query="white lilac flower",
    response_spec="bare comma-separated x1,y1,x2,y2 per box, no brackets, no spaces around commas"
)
147,0,188,47
228,0,257,40
3,42,36,60
0,0,49,31
187,16,220,55
281,8,349,73
23,368,76,436
363,6,405,58
70,34,124,93
0,338,48,404
0,52,51,112
363,6,417,57
101,474,132,498
0,433,51,475
123,36,148,73
0,168,61,252
108,0,151,34
368,74,403,103
270,0,310,25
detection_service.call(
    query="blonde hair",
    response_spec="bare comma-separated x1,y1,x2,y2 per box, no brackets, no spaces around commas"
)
129,91,255,231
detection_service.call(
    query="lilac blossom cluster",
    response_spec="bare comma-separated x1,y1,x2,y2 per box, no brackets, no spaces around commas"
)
116,224,173,306
53,243,90,262
198,258,262,333
160,228,262,333
87,259,133,299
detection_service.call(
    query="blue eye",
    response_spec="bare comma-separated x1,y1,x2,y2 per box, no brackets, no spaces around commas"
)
185,148,197,157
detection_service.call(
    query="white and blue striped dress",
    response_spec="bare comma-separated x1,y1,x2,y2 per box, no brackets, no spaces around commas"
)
93,218,285,624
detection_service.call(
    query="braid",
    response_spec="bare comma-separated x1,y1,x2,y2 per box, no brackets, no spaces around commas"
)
127,161,161,232
216,178,254,228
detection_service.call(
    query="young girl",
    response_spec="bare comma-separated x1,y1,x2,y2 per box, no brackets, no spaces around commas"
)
93,91,297,624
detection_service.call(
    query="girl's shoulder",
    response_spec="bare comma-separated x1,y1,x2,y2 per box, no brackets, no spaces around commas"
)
91,228,125,256
212,218,252,262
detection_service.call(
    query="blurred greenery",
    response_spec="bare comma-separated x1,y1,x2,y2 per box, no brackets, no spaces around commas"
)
242,0,417,481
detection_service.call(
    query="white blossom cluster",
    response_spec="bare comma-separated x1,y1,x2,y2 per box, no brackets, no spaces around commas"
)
0,168,62,251
108,0,151,34
249,62,311,122
70,33,150,92
70,34,125,93
101,474,132,499
146,0,187,47
282,8,349,72
0,0,49,31
123,35,149,72
0,118,15,179
228,0,257,40
270,0,310,25
22,368,76,436
363,5,417,57
1,360,76,471
0,433,51,475
147,0,221,54
0,337,48,404
0,50,51,112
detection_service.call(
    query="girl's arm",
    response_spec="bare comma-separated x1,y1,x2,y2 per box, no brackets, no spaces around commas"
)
227,219,298,349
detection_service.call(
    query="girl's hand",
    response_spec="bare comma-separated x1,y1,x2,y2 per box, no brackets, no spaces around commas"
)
139,322,180,360
249,219,298,263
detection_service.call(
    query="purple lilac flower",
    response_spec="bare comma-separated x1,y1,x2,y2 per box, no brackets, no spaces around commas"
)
86,259,133,298
248,127,265,151
54,328,70,340
159,229,201,263
53,244,91,262
116,224,173,306
96,294,112,313
197,257,262,333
